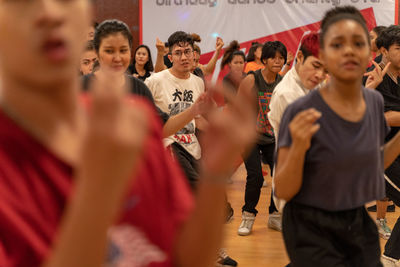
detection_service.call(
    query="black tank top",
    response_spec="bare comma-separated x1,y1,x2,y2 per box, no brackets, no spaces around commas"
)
248,69,282,144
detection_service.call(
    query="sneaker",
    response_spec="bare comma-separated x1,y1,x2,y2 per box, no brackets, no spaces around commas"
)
216,249,238,266
377,218,392,240
268,212,282,232
238,211,255,236
381,255,400,267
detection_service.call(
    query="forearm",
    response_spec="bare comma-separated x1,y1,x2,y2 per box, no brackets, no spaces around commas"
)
202,51,221,76
384,131,400,168
385,111,400,127
163,106,197,137
174,176,227,267
274,145,307,201
154,51,167,73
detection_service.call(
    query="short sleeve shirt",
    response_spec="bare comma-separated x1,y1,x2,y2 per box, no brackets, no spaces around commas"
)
145,70,205,160
0,98,193,267
278,88,387,211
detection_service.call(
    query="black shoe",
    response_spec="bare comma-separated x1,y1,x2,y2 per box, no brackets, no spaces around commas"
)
216,249,238,266
367,204,395,212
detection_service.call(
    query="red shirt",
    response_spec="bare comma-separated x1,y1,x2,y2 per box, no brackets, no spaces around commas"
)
0,98,194,267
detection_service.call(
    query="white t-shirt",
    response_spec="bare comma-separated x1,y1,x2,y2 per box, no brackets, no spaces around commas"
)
145,69,205,160
268,67,311,138
268,67,321,212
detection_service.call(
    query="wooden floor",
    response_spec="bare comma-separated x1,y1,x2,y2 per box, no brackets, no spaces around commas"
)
222,164,400,267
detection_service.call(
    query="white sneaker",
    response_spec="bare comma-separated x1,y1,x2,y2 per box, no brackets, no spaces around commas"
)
267,212,282,232
237,211,255,236
381,255,400,267
377,218,392,240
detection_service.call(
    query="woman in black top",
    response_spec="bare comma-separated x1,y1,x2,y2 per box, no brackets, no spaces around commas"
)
128,44,153,81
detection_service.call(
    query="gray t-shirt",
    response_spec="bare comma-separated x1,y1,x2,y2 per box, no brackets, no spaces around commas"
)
278,88,388,211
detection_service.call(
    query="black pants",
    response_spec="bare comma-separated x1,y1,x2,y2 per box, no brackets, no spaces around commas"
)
283,201,382,267
242,142,277,215
171,142,233,218
384,157,400,260
171,142,200,190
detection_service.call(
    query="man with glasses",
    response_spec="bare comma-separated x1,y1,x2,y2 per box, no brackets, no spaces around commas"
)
145,30,238,267
146,31,204,189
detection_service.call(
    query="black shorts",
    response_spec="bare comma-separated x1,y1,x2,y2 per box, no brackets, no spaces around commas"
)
283,201,382,267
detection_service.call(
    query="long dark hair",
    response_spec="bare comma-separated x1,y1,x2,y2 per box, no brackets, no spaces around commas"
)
132,44,154,72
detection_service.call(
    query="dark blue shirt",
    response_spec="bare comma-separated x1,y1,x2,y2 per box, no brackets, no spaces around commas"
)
278,88,388,211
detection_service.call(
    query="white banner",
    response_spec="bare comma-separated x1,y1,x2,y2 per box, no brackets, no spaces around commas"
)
142,0,396,79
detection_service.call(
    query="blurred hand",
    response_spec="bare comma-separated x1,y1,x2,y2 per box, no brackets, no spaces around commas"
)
192,92,216,117
200,83,257,178
81,69,149,192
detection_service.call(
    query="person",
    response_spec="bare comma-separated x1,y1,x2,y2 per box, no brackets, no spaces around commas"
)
83,20,211,139
79,40,97,75
0,2,257,267
363,26,394,243
268,32,326,229
87,21,98,41
221,40,246,97
244,42,263,73
236,41,286,236
274,6,400,266
191,33,224,79
365,25,400,267
145,31,205,187
269,32,326,138
370,26,387,64
128,44,154,81
145,30,238,266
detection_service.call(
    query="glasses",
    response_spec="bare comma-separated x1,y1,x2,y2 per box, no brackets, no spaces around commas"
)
171,49,194,58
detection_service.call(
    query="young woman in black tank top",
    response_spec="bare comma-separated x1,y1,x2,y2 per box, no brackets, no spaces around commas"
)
236,41,287,236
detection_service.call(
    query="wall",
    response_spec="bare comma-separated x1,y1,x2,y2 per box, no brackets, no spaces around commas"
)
93,0,140,50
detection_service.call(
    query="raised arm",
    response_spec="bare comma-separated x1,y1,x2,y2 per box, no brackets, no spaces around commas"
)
200,37,224,76
154,38,167,73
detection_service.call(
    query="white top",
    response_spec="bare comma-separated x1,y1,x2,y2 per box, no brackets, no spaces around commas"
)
145,69,205,159
268,67,311,138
